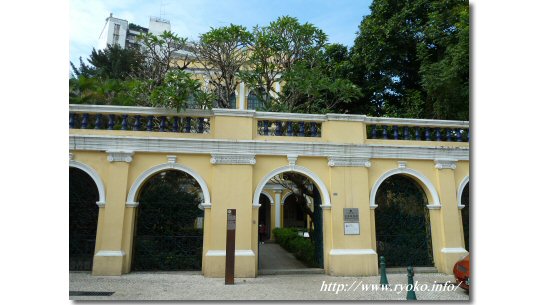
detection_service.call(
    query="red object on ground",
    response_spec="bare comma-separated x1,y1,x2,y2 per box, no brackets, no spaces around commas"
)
453,254,470,290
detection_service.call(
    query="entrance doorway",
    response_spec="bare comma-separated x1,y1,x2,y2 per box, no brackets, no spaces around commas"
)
374,174,434,267
256,171,324,272
132,170,204,271
69,167,99,271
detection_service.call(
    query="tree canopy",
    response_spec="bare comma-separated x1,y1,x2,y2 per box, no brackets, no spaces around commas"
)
350,0,469,120
70,2,469,120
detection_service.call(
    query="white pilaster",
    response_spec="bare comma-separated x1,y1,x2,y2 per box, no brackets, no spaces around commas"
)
275,190,282,228
239,82,245,110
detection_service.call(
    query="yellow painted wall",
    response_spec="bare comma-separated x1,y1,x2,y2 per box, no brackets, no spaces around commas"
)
70,109,469,277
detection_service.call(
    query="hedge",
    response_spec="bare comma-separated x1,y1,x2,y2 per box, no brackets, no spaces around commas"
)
272,227,316,267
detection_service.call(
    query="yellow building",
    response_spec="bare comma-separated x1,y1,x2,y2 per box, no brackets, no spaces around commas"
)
69,104,469,277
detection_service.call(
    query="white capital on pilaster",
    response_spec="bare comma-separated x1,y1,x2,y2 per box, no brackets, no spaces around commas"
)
434,159,457,170
106,150,134,163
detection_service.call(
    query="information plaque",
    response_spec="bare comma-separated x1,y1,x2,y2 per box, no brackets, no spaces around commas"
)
343,208,360,235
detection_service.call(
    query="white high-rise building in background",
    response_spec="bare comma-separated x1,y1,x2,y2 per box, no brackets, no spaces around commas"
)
98,13,171,50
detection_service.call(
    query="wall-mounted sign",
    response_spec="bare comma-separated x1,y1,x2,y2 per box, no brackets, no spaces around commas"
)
343,208,360,235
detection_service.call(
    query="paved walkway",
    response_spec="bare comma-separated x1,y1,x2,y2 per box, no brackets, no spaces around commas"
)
258,242,308,270
69,272,469,300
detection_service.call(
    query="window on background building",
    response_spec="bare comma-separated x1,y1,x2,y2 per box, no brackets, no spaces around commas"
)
113,24,121,45
247,89,267,110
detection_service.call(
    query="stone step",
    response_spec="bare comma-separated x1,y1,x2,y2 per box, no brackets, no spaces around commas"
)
258,268,325,275
385,267,438,274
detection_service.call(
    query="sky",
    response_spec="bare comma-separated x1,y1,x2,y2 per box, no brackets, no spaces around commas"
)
70,0,373,65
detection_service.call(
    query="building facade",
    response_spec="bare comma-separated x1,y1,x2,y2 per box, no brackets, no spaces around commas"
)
69,104,470,277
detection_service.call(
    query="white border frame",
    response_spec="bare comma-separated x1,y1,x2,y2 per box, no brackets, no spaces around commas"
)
126,163,211,207
69,160,106,206
253,165,331,208
369,167,441,209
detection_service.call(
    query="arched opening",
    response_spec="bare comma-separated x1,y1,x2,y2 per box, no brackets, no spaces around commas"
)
69,167,99,271
461,182,470,251
256,169,326,271
258,194,271,242
132,170,204,271
283,193,309,229
374,174,434,267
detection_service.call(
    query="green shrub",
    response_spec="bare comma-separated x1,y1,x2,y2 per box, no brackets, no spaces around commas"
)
272,227,316,267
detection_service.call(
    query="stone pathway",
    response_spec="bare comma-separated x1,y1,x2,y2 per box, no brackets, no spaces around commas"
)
258,242,308,270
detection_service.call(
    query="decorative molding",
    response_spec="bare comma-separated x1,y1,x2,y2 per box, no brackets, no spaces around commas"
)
287,154,298,167
70,135,469,161
255,111,326,122
326,114,366,122
321,204,332,210
329,249,376,256
95,250,125,257
365,116,469,128
440,247,468,254
210,153,256,165
370,167,442,209
200,202,212,209
252,203,262,209
167,155,177,163
434,159,457,170
126,201,139,208
370,204,378,210
263,183,286,191
69,159,106,206
205,250,255,257
427,204,441,210
253,165,331,207
458,204,466,210
126,162,211,207
106,150,134,163
327,156,371,167
212,108,255,117
398,161,407,169
69,104,211,118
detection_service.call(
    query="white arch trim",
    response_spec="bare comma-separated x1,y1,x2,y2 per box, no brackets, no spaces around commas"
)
260,191,274,204
281,191,313,205
457,176,469,209
69,160,106,206
253,165,331,208
126,163,211,208
370,167,441,209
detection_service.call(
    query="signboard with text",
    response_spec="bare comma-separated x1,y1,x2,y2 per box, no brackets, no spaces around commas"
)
343,208,360,235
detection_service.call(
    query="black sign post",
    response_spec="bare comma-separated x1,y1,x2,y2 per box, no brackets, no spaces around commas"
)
225,209,236,285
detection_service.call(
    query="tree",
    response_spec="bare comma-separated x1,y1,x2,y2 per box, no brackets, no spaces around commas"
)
242,17,361,113
136,31,192,87
88,44,145,80
241,16,329,110
194,24,253,108
351,0,469,120
148,69,214,111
